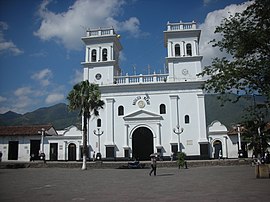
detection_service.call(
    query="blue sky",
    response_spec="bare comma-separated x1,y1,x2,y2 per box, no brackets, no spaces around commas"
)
0,0,250,114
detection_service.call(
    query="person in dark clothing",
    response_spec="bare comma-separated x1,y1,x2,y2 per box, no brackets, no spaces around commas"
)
149,156,157,176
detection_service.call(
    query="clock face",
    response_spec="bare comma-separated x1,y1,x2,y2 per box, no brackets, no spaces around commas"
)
182,69,189,75
95,73,102,80
138,100,145,108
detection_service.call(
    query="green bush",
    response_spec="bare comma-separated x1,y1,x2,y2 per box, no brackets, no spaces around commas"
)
177,152,186,168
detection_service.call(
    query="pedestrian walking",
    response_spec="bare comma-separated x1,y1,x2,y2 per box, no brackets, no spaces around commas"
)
149,155,157,176
93,151,96,161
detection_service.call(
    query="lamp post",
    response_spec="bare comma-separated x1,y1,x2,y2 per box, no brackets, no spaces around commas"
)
94,128,103,160
237,124,243,158
38,128,46,162
41,128,45,153
173,125,184,152
233,124,243,158
38,128,45,153
237,124,242,150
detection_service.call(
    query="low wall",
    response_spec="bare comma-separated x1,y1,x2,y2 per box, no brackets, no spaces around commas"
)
0,158,253,169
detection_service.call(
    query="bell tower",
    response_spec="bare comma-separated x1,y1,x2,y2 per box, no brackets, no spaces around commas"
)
81,27,122,85
164,21,203,82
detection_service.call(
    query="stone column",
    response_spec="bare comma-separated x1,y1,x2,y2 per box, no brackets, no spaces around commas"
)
106,98,115,145
125,124,129,147
156,123,162,147
110,45,113,61
182,41,185,56
83,67,89,81
197,94,208,143
85,47,90,62
169,95,179,142
77,141,81,161
168,41,173,57
98,46,101,62
223,136,228,158
64,141,67,161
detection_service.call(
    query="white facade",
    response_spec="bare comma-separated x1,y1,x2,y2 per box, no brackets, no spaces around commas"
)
0,22,253,162
82,21,209,160
0,135,41,162
208,120,252,159
0,125,82,162
46,126,82,161
208,121,237,159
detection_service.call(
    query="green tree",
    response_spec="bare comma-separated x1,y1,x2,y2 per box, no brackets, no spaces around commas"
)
198,0,270,116
177,152,187,169
242,119,270,158
67,80,104,170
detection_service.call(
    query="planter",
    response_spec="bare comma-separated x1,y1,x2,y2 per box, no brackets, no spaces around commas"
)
255,164,269,179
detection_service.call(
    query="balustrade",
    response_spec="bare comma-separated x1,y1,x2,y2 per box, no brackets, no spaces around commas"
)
114,74,168,85
87,28,115,37
167,21,196,31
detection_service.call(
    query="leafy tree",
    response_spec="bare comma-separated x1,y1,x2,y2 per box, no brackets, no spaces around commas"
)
198,0,270,117
242,119,270,158
67,80,104,170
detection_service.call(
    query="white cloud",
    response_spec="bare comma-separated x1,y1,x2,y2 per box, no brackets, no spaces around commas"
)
10,87,35,113
30,50,47,57
14,87,33,97
0,96,7,102
0,21,24,55
34,0,144,50
14,96,33,109
31,68,52,86
70,69,83,85
106,16,147,38
199,1,253,67
0,107,12,114
45,93,65,104
203,0,218,6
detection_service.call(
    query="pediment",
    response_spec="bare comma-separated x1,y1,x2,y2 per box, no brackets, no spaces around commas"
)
208,120,228,134
123,110,162,121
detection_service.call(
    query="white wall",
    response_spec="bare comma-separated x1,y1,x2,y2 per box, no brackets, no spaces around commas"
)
0,126,82,162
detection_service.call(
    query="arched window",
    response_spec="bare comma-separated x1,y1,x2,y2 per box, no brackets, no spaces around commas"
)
91,49,97,62
97,118,101,127
160,104,166,114
175,44,180,56
102,48,107,61
186,43,192,56
185,115,190,124
118,106,124,116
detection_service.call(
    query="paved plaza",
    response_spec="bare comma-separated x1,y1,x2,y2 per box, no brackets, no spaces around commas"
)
0,165,269,202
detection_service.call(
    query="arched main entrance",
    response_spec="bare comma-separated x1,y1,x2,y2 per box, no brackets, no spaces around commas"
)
132,127,153,160
213,140,222,159
68,143,76,161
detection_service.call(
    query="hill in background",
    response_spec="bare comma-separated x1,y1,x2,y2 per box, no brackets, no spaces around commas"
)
0,94,267,130
0,103,81,130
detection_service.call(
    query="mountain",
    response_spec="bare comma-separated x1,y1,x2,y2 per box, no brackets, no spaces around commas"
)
0,95,268,130
205,94,252,127
0,103,81,130
0,111,22,123
205,94,269,127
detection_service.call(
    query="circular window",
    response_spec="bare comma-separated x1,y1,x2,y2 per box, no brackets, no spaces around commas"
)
138,100,145,108
182,69,189,75
95,73,102,80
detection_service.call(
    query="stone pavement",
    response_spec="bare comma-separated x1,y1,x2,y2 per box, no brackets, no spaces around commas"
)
0,165,269,202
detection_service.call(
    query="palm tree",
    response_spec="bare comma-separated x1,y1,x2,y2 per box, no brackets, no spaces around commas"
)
67,80,104,170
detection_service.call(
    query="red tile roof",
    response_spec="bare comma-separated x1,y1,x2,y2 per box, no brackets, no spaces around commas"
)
227,122,270,135
0,125,55,136
227,127,247,135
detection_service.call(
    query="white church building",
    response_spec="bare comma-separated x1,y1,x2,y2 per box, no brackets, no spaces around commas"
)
82,21,209,160
0,21,248,162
